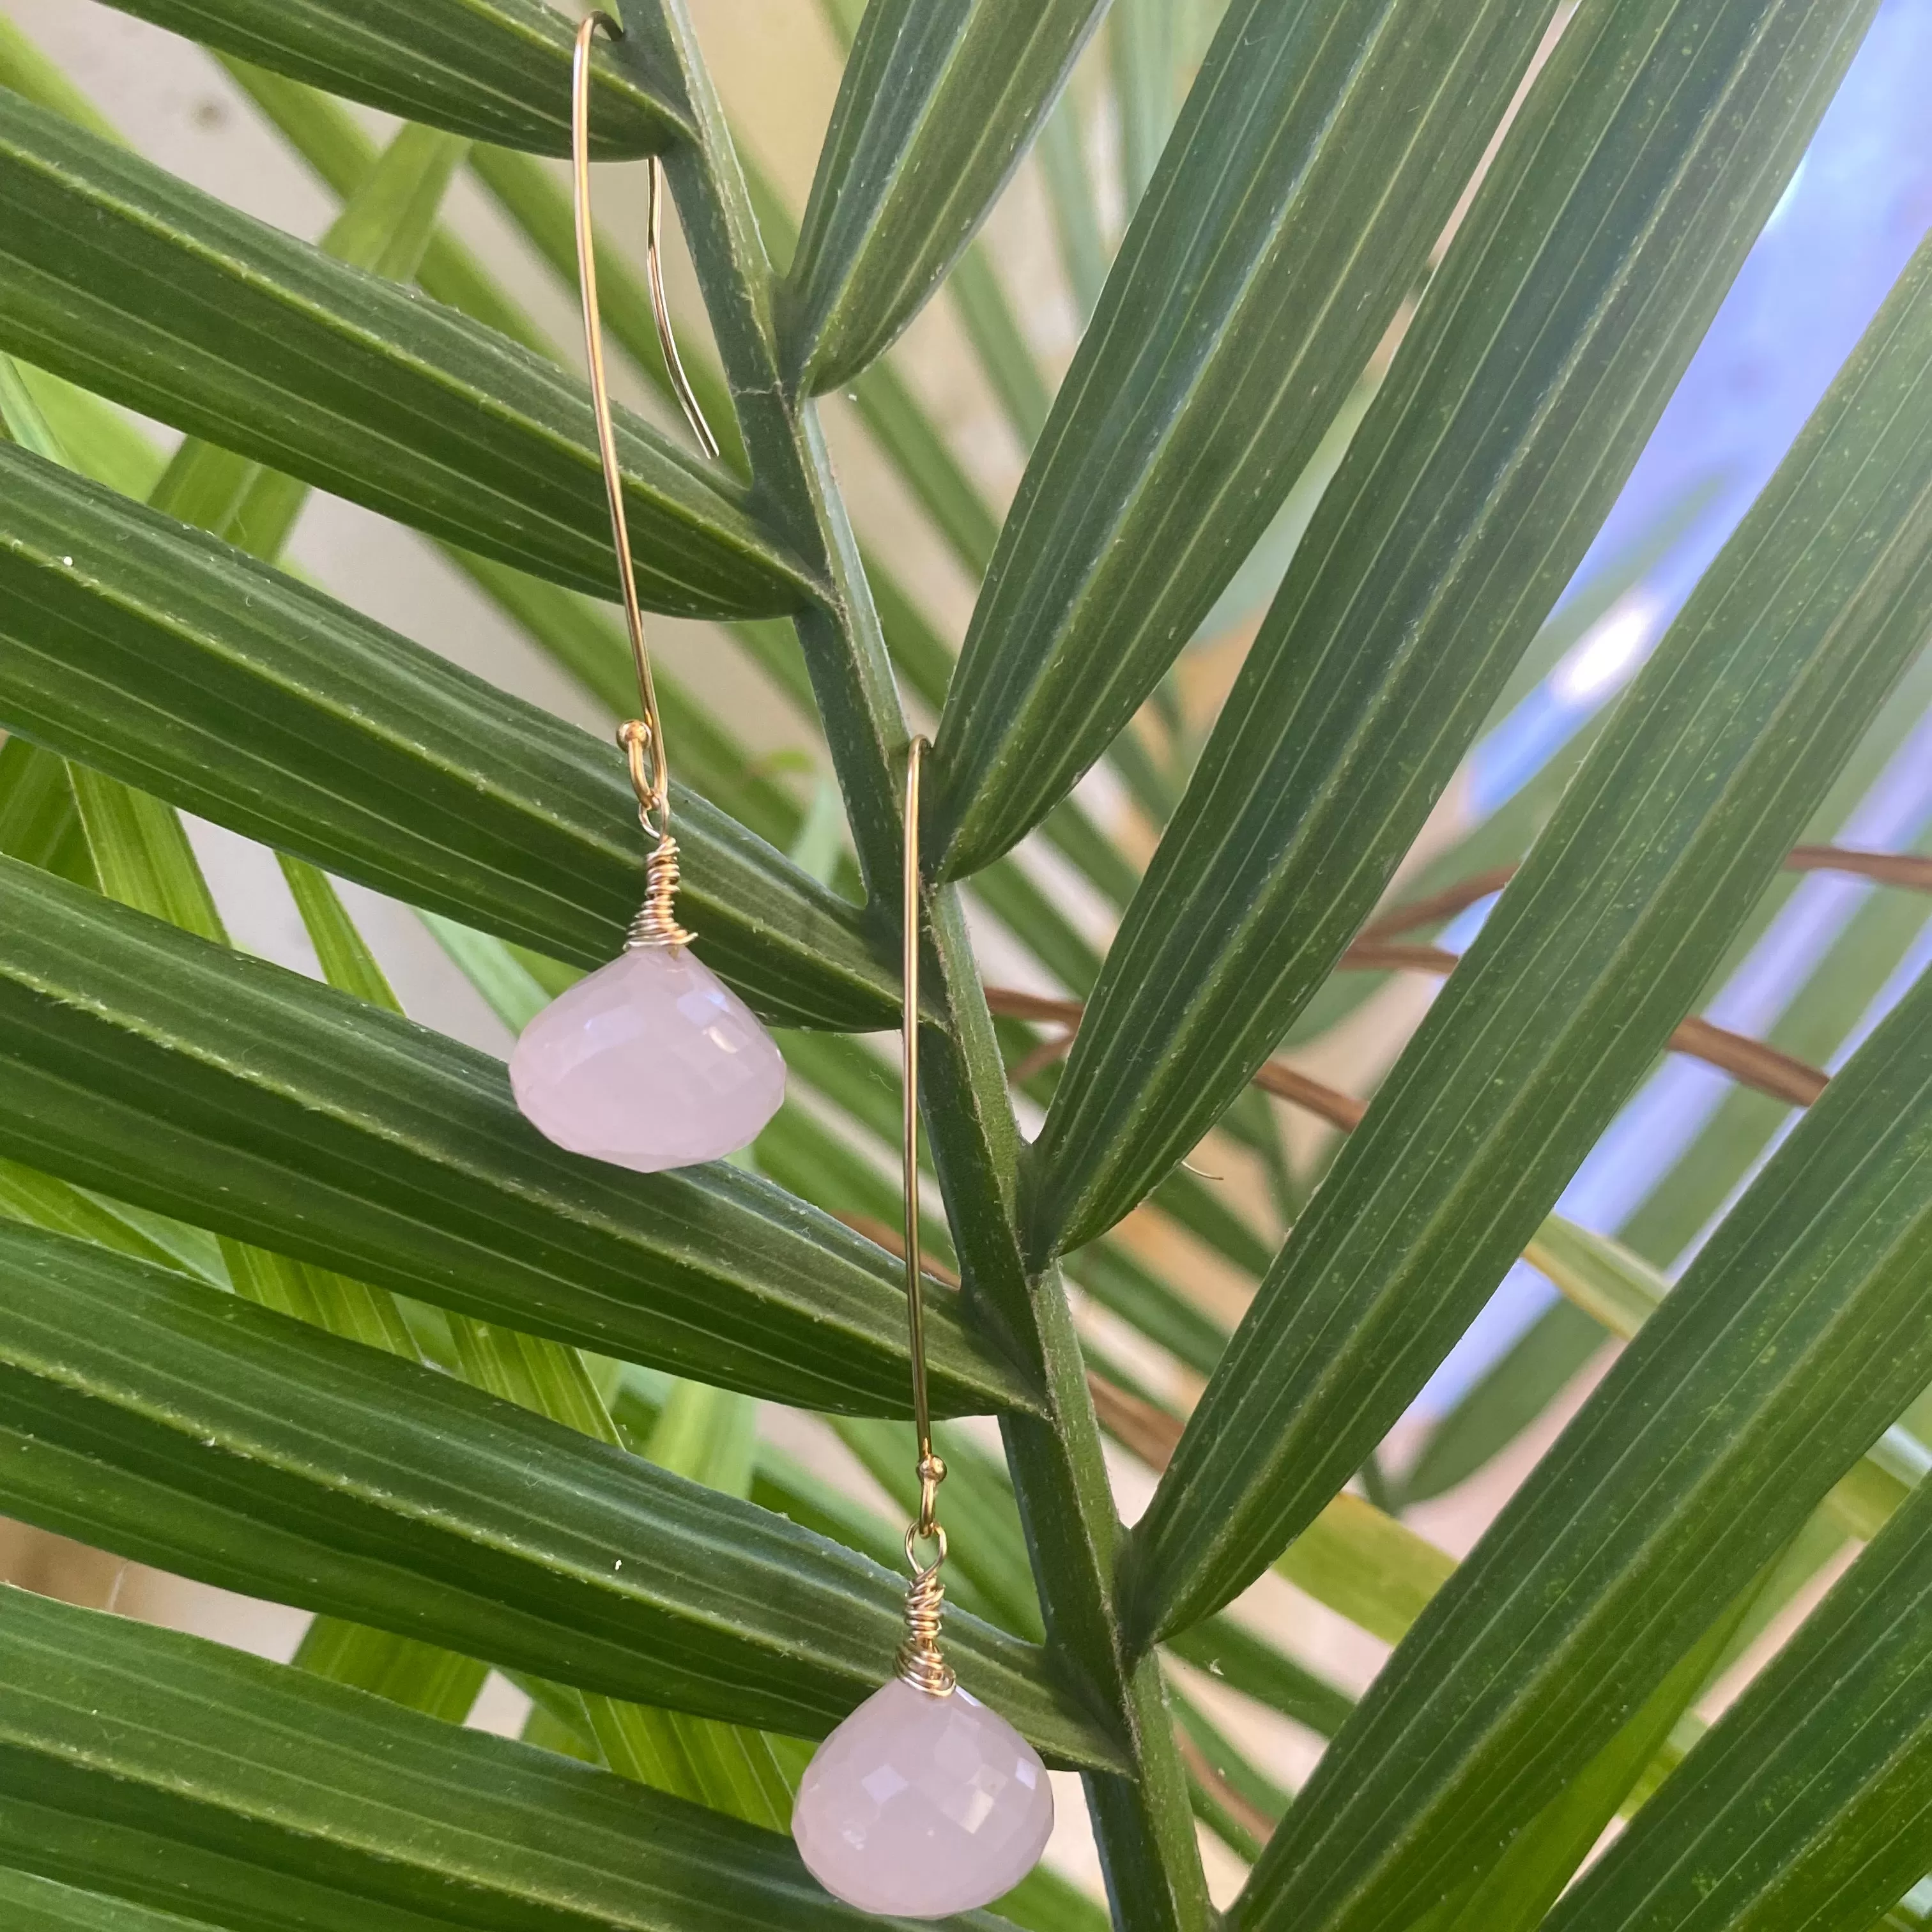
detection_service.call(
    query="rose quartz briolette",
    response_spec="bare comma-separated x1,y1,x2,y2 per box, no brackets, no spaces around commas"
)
509,947,784,1172
792,1678,1054,1917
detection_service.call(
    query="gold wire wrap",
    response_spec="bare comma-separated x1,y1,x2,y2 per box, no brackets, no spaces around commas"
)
896,1528,956,1697
625,835,693,950
897,740,953,1696
571,13,716,949
617,721,693,947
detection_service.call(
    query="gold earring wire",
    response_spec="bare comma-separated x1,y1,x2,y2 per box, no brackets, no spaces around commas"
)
896,737,954,1698
571,12,717,947
644,148,720,464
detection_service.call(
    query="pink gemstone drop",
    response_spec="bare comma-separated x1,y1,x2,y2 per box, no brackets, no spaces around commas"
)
792,1678,1054,1917
509,946,785,1172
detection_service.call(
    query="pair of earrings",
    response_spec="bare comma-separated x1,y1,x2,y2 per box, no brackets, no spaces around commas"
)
509,17,1052,1919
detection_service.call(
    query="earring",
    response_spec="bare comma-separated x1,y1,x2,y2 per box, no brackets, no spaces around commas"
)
790,738,1054,1917
510,13,784,1174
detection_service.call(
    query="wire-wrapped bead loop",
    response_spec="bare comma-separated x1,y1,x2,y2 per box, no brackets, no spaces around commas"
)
617,718,694,949
896,1525,956,1697
624,836,691,949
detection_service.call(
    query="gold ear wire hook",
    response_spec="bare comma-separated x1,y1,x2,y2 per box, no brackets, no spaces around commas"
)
645,154,720,461
572,11,703,947
895,735,954,1698
901,737,937,1510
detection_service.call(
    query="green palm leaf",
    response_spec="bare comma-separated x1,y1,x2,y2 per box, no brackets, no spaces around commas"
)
0,93,809,612
1,0,1926,1922
90,0,682,156
1126,229,1932,1647
0,1586,1009,1931
0,444,891,1027
926,0,1567,877
1024,0,1878,1254
0,1873,213,1932
788,0,1108,391
0,1220,1105,1763
1238,940,1932,1931
1421,1580,1767,1932
0,857,1031,1416
0,738,93,889
1549,1465,1932,1932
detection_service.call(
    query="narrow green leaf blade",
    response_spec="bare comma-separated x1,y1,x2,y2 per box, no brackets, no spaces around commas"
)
0,1156,217,1282
1275,1494,1456,1648
91,0,683,157
0,92,811,615
1235,960,1932,1932
1549,1469,1932,1932
0,348,65,463
69,716,437,1371
40,578,411,1365
0,856,1034,1418
0,443,893,1029
1036,82,1107,326
0,738,93,889
1164,1620,1354,1742
0,1872,208,1932
1026,0,1882,1254
926,0,1566,877
0,1222,1106,1767
843,358,1002,577
224,59,556,359
1527,1200,1922,1547
65,766,226,946
1434,1576,1766,1932
319,120,471,280
946,245,1053,450
787,0,1107,391
10,369,164,500
291,1622,488,1724
66,757,412,1355
0,1586,1023,1929
1125,223,1932,1648
622,1377,800,1830
1110,0,1181,209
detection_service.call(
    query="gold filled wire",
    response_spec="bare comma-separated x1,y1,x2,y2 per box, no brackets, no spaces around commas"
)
896,737,954,1698
571,12,715,947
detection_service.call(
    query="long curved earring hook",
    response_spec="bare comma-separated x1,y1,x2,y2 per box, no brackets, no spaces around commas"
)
645,148,720,461
896,735,953,1697
571,11,719,946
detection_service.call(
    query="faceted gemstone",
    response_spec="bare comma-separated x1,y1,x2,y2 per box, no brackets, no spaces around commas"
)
509,946,784,1172
792,1678,1054,1917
